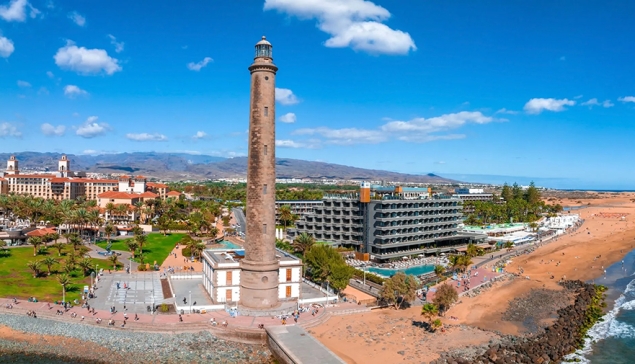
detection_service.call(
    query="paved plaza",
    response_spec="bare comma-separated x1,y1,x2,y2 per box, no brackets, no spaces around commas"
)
91,272,164,314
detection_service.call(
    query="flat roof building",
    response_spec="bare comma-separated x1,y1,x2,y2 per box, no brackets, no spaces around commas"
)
288,183,487,261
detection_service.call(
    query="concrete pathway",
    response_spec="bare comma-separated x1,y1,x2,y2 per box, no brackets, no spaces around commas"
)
266,325,346,364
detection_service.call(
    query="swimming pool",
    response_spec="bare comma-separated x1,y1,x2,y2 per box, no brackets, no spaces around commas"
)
211,240,242,250
367,265,435,277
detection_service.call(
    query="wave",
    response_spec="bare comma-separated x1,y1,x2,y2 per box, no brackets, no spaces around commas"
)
562,277,635,363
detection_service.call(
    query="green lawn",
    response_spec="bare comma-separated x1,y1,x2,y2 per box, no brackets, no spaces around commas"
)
96,233,185,266
0,246,115,302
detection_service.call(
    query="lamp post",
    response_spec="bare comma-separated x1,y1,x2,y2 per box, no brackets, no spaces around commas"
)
189,290,192,314
362,264,366,286
129,256,132,274
325,280,330,305
151,289,154,315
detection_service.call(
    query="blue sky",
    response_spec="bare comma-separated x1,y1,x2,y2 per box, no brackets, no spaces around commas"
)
1,0,634,189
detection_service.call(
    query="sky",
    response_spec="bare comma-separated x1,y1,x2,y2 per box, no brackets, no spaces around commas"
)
1,0,635,190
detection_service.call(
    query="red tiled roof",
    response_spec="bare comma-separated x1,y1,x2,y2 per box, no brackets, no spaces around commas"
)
135,175,146,179
119,175,130,180
50,178,71,183
166,191,182,196
147,182,168,188
26,227,57,237
98,191,142,199
139,192,158,198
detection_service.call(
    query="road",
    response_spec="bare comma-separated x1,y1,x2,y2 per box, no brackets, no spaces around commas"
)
232,207,246,235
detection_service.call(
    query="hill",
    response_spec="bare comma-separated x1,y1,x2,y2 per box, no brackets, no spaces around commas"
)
0,152,456,183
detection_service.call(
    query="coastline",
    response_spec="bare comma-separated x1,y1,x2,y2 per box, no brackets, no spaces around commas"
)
310,192,635,364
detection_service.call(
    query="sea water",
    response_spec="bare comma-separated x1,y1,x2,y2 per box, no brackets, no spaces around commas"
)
563,249,635,363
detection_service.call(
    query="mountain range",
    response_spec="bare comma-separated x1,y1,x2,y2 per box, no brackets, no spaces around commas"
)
0,152,456,183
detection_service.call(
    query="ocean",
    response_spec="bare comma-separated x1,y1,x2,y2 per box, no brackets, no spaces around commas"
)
564,249,635,363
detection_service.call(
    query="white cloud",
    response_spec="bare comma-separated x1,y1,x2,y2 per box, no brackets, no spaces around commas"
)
63,84,88,98
192,131,208,140
276,139,307,148
275,88,299,105
495,108,518,115
126,132,168,142
37,87,49,95
291,111,494,145
76,116,110,138
294,126,385,145
523,98,575,114
187,57,213,71
264,0,416,55
68,11,85,26
434,161,446,164
46,71,54,78
108,34,124,53
16,80,30,88
82,149,99,155
40,123,65,136
54,41,121,75
0,0,37,22
279,112,297,123
618,96,635,103
580,98,613,108
0,35,14,57
0,121,21,137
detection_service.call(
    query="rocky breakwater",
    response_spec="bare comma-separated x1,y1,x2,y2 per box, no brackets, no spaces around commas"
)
433,280,606,364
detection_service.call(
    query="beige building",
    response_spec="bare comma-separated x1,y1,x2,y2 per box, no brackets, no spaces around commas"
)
0,155,174,202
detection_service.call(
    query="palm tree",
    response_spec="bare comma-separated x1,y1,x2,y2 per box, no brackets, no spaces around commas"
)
192,242,206,260
292,232,315,256
28,236,43,256
0,241,7,257
466,243,478,258
421,303,439,329
27,260,41,278
67,233,83,254
78,258,94,276
430,319,443,333
135,233,147,256
105,202,116,221
108,254,119,269
504,241,514,252
116,204,129,222
126,240,139,259
209,226,219,239
278,205,293,230
50,242,65,256
42,257,58,275
57,274,70,303
104,223,115,247
433,265,445,281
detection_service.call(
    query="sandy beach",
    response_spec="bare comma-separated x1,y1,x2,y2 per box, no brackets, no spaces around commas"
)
311,192,635,364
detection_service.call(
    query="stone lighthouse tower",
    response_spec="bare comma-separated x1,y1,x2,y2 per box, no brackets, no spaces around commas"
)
240,36,280,309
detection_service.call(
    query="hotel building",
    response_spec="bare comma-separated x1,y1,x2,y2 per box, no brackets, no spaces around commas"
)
287,183,487,261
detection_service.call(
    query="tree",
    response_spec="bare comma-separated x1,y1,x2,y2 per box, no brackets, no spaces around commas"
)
126,240,139,259
78,258,94,276
303,244,353,291
430,319,443,332
501,183,513,202
42,257,58,276
525,181,541,205
504,241,514,252
157,215,171,236
379,272,420,309
466,243,478,258
27,260,41,278
421,303,439,329
135,233,147,256
433,283,458,315
51,242,65,257
292,232,315,256
0,241,7,257
528,222,539,232
511,182,523,200
278,205,294,230
65,233,83,254
104,223,115,246
433,265,446,281
57,274,70,303
28,236,42,257
109,254,119,268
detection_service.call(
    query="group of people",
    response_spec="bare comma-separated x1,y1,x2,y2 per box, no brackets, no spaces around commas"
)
26,310,37,318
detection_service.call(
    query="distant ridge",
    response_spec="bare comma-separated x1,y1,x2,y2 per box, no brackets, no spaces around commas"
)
0,152,457,183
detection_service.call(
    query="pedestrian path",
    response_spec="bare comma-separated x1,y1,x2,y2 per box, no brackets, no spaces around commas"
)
266,325,346,364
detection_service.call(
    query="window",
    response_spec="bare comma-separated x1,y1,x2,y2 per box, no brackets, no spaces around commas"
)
226,271,233,285
263,184,267,194
285,286,292,298
264,144,268,155
286,269,292,282
264,106,269,116
263,224,267,234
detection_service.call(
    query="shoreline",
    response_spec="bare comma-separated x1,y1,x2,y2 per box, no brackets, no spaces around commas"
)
309,192,635,364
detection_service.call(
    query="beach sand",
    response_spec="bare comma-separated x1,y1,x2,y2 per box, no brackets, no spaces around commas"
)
311,192,635,364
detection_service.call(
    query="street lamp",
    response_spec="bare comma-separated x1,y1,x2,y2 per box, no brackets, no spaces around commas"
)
129,256,132,274
361,264,366,286
189,290,192,314
325,280,330,305
151,289,154,315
